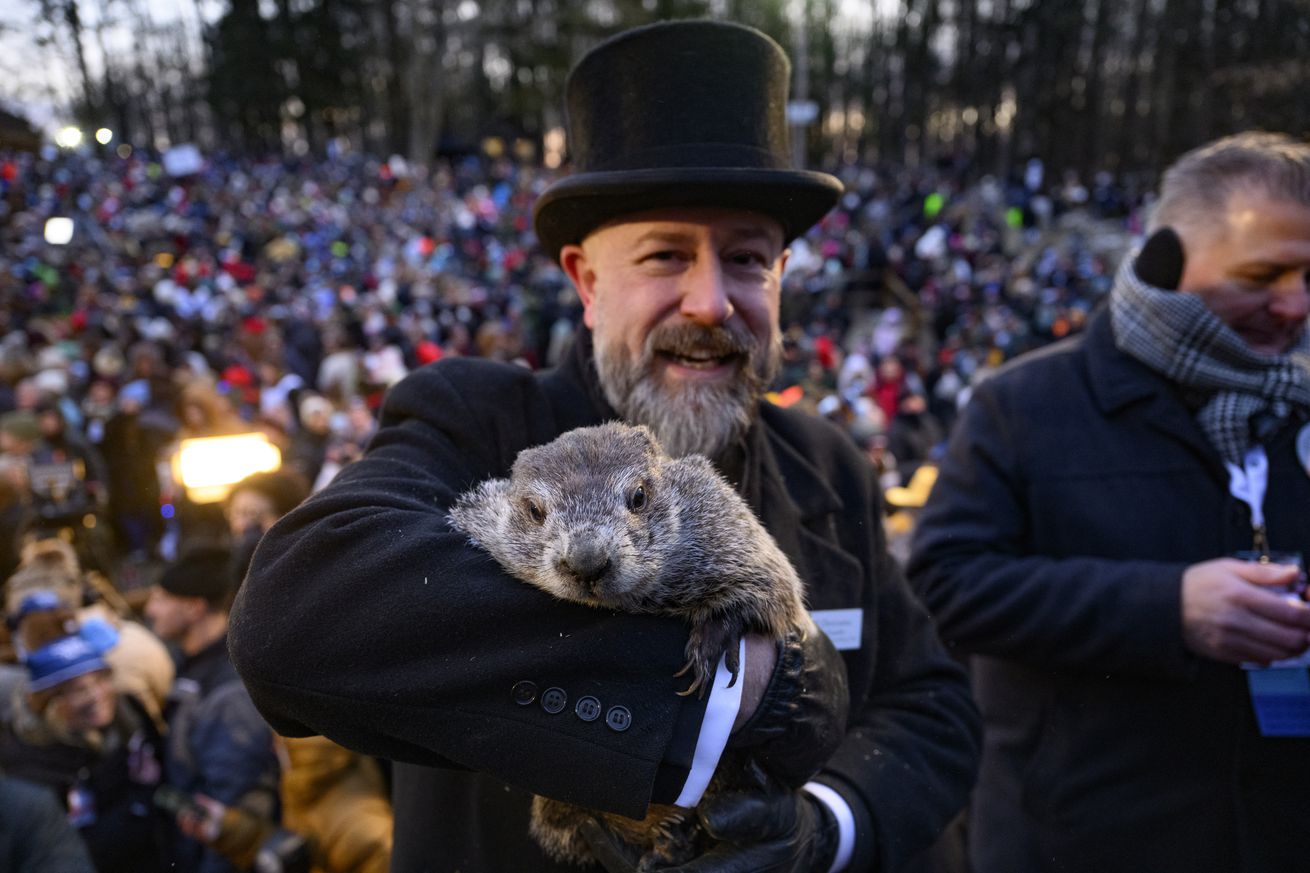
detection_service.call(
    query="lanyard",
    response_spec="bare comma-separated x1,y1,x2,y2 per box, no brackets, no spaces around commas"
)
1225,445,1270,558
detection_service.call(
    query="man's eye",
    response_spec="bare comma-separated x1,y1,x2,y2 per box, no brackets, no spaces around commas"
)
642,250,681,262
729,250,768,268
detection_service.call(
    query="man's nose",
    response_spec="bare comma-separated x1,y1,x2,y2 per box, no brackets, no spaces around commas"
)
1270,271,1310,320
678,260,734,326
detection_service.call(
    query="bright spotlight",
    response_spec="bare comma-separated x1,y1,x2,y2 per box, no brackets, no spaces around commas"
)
44,217,75,245
172,433,282,504
95,128,113,145
56,127,83,149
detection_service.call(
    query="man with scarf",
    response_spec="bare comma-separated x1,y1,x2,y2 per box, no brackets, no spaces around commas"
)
231,19,979,873
908,131,1310,873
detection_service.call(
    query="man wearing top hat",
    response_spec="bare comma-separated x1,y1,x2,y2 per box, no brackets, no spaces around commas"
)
231,19,979,872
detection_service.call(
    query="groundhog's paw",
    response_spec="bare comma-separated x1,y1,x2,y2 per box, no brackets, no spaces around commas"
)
637,808,699,870
675,618,740,698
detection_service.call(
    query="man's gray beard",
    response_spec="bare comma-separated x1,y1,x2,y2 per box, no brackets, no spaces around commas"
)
593,322,780,459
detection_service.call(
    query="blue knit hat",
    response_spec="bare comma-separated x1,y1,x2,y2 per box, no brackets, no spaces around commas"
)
24,620,119,693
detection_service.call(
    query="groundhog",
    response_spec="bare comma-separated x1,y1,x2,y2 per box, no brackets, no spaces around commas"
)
448,421,809,869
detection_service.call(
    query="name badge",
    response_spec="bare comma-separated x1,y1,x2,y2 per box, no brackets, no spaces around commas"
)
810,608,863,651
1245,668,1310,737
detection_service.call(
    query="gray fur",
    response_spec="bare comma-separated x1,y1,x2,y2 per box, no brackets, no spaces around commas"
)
448,421,807,695
447,421,809,867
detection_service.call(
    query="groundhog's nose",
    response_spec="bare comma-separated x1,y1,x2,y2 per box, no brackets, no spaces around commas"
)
559,545,613,590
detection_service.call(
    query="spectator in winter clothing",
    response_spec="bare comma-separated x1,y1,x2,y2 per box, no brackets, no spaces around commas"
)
145,545,280,873
5,540,174,728
0,603,167,873
909,131,1310,873
287,395,333,487
226,470,393,873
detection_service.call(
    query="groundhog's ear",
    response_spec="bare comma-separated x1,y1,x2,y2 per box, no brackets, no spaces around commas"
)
447,479,512,542
629,424,665,458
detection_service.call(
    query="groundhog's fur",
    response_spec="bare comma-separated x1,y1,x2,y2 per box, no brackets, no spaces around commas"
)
448,422,808,869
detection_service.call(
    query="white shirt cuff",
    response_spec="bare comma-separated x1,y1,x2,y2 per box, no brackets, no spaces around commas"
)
673,638,746,808
802,781,856,873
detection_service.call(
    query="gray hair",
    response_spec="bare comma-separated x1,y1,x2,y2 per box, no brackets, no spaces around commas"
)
1150,131,1310,238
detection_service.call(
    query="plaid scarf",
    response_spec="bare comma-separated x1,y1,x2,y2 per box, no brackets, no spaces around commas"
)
1109,256,1310,465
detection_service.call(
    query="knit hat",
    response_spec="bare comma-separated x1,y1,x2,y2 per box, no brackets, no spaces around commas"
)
157,545,236,606
24,620,119,692
9,589,65,627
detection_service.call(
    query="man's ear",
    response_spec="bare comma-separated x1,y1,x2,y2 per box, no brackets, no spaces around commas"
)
777,247,790,276
559,244,599,329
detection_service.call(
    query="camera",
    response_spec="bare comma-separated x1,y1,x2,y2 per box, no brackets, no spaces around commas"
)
153,786,312,873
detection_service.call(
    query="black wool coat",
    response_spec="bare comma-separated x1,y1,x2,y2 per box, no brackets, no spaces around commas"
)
908,309,1310,873
230,330,980,872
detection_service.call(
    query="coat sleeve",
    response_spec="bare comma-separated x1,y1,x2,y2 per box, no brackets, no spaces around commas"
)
229,361,708,820
813,453,982,871
906,377,1195,679
191,683,280,815
3,778,97,873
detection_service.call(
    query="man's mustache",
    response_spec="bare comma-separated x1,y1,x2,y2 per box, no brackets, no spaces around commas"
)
645,323,756,359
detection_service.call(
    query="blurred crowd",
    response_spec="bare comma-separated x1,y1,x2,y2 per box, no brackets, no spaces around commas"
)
0,144,1145,870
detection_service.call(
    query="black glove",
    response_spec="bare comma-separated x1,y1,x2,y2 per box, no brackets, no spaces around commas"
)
663,789,840,873
730,622,850,789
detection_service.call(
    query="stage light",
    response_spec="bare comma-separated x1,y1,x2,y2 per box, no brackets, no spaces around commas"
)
56,127,83,148
44,217,75,245
95,128,113,145
172,433,281,504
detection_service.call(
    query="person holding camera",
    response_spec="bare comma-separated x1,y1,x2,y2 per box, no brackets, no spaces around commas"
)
145,545,281,873
231,19,979,873
908,132,1310,873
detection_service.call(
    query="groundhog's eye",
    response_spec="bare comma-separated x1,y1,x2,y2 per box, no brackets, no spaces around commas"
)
523,498,546,524
627,485,647,511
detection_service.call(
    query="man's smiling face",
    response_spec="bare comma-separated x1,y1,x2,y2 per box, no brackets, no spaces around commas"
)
561,207,787,458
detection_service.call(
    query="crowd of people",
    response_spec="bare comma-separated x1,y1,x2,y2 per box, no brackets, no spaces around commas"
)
0,139,1138,565
0,69,1156,871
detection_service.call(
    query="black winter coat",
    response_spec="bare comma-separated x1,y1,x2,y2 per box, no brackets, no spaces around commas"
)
909,309,1310,873
231,331,980,872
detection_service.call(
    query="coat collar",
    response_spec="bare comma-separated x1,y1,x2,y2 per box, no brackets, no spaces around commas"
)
755,405,845,520
1083,307,1220,466
1084,307,1165,413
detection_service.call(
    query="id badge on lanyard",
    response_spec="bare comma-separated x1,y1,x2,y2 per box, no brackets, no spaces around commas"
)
1227,445,1310,737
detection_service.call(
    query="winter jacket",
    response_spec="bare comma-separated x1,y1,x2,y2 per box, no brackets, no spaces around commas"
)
909,309,1310,873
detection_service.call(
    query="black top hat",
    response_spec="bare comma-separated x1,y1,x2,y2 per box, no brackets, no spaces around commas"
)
532,20,844,261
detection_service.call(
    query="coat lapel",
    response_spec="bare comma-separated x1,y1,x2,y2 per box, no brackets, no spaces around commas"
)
1084,310,1223,474
746,416,865,609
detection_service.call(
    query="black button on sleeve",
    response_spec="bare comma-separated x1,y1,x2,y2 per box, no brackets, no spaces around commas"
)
606,705,632,732
512,681,538,706
541,687,568,714
575,696,602,722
